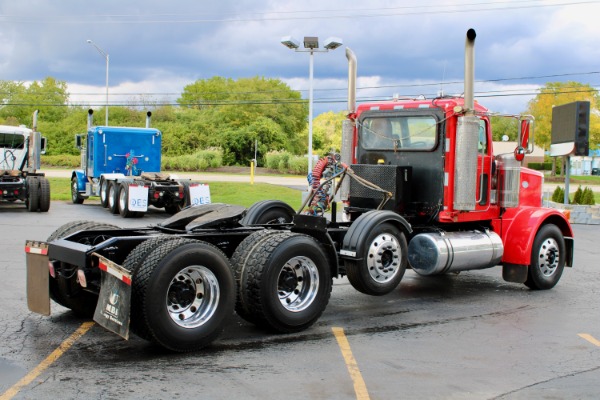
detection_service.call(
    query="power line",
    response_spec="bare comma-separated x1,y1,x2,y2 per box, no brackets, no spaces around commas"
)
2,87,597,109
0,0,596,24
2,70,599,98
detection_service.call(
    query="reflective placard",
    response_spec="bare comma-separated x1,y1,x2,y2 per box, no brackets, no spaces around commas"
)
128,185,149,211
189,184,211,206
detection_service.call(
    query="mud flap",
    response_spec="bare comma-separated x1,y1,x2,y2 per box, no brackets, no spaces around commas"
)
92,254,132,340
25,241,50,316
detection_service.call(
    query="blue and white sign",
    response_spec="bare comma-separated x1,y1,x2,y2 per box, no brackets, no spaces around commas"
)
189,184,211,206
128,185,149,211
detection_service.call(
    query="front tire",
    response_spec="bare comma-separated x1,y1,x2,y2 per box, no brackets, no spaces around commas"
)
345,223,407,296
524,224,566,290
71,177,85,204
241,233,332,333
131,239,235,352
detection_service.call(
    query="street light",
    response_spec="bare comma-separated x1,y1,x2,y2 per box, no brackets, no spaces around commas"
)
281,35,343,173
86,39,109,126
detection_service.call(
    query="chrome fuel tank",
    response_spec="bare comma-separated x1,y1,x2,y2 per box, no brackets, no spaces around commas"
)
408,230,504,276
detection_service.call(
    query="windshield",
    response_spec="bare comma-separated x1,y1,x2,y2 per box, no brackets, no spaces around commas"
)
0,133,25,149
360,115,438,150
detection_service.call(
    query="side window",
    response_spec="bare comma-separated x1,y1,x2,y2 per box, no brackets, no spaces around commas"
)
478,119,488,154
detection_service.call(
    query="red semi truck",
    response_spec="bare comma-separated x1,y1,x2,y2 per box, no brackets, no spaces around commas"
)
25,29,573,352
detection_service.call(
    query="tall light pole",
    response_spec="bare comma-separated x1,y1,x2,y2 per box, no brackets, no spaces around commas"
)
281,35,343,174
86,39,109,126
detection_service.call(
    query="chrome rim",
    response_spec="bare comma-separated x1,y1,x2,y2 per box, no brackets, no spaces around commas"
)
118,187,127,211
108,185,116,209
166,265,220,328
367,233,401,283
277,256,319,312
71,180,78,201
100,181,107,203
537,237,560,277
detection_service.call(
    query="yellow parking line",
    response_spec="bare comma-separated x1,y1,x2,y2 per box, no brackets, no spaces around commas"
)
0,322,94,400
332,327,370,400
578,333,600,347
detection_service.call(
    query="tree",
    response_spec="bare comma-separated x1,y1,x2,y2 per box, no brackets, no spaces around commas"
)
308,111,346,155
0,77,69,125
177,76,308,164
526,82,600,151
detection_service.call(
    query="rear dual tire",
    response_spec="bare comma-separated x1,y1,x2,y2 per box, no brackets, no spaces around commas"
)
129,239,235,352
233,232,332,333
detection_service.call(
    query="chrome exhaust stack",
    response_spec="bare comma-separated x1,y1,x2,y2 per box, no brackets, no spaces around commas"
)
340,47,357,201
146,111,152,128
453,29,479,211
28,110,41,172
87,109,94,131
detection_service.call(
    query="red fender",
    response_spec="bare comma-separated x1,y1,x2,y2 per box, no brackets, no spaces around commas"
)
500,207,573,266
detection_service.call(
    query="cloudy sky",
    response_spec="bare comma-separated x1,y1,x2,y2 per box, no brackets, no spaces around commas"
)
1,0,600,117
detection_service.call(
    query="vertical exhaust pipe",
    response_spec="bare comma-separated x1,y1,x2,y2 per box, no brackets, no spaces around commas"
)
87,109,94,130
341,47,357,201
27,110,40,172
454,29,479,211
146,111,152,128
464,28,476,113
346,47,357,114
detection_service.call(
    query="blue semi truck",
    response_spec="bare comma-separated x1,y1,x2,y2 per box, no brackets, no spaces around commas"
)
71,110,210,217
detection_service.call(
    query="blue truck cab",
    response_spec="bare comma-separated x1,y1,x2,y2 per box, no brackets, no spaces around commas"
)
71,110,208,218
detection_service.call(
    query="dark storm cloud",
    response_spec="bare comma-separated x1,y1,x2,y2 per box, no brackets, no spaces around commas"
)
1,0,599,115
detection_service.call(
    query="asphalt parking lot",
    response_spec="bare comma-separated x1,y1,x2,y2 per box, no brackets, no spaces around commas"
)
1,200,599,400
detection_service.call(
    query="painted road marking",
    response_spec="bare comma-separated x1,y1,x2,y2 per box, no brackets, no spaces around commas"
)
332,327,370,400
0,322,94,400
578,333,600,347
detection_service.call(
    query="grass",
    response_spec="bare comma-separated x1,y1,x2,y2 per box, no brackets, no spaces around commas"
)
47,178,303,209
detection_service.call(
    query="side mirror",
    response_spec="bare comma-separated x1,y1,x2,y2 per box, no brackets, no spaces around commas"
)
515,116,534,161
40,137,47,155
75,134,82,150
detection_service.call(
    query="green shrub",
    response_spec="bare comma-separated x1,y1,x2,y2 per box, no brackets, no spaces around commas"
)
551,186,565,203
572,186,584,204
265,150,284,170
41,154,80,168
528,162,552,171
161,148,223,171
583,187,596,205
288,155,308,175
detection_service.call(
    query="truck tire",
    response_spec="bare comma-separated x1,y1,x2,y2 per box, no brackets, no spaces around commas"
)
118,182,143,218
131,239,234,352
38,177,51,212
345,222,407,296
524,224,566,290
26,177,39,212
240,200,295,225
165,204,182,215
241,232,332,333
99,178,110,208
47,220,120,317
230,230,290,324
107,181,120,214
123,235,183,340
71,177,85,204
